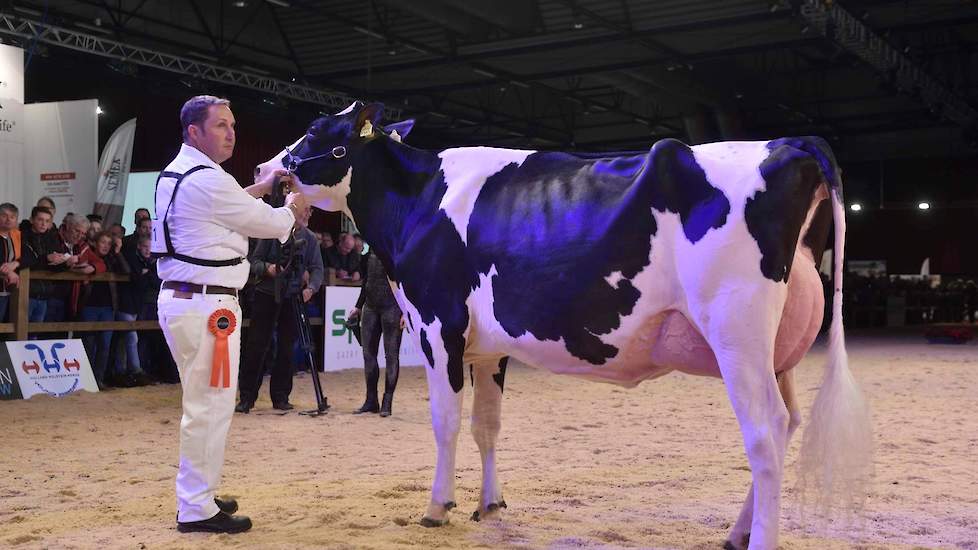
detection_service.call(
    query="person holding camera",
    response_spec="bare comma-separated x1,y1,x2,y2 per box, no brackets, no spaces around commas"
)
236,204,323,414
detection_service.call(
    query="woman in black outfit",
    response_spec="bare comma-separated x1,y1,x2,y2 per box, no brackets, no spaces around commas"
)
351,249,404,417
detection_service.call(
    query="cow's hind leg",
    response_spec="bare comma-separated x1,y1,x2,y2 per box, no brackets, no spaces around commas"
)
726,369,802,549
701,291,790,550
470,357,509,522
420,329,466,527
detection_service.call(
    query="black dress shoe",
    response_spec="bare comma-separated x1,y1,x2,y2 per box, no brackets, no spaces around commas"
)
215,497,238,515
272,401,294,411
234,401,253,414
177,511,251,534
353,400,379,414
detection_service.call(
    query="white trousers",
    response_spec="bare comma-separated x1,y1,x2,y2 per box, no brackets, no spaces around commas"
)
158,288,242,522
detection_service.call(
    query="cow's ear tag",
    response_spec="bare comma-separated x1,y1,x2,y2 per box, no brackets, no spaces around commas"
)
389,129,402,143
360,119,374,138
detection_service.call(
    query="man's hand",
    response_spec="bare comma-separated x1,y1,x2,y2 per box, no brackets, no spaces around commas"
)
285,191,308,213
66,255,79,267
47,253,68,265
302,288,315,303
349,307,360,318
246,168,293,199
5,271,19,286
265,264,279,278
351,271,361,282
0,261,17,275
337,269,349,279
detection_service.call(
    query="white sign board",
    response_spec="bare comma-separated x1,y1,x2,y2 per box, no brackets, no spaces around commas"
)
23,99,99,218
6,339,99,398
322,286,425,371
0,44,25,208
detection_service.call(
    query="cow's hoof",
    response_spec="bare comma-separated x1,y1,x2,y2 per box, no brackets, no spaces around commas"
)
420,516,449,528
420,501,456,527
470,500,507,522
723,532,749,550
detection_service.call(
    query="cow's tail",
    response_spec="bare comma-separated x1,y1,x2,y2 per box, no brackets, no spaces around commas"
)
794,159,874,523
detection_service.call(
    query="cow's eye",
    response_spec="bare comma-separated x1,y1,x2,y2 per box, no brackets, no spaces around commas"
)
332,146,347,158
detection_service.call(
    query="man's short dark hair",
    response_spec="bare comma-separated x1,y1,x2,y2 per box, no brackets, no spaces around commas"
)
0,202,18,215
87,213,103,223
111,222,125,230
31,206,52,219
181,95,231,141
134,208,151,222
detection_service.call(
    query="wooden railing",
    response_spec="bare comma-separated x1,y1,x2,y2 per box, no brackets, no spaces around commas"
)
1,269,330,340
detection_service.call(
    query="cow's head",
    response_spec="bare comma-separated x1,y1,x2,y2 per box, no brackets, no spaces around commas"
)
255,101,412,215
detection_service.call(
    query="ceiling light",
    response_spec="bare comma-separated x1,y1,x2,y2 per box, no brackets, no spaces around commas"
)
917,202,930,210
849,203,861,212
266,0,290,7
96,105,104,115
233,1,248,7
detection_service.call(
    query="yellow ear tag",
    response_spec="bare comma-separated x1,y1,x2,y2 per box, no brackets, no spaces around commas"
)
390,129,402,143
360,119,374,138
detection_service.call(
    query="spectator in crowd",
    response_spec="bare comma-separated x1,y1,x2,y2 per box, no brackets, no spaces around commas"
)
318,231,334,254
351,247,404,417
352,233,364,255
47,215,90,323
18,206,61,325
236,205,323,413
0,203,22,323
77,231,130,388
86,215,104,247
324,233,361,283
123,217,152,254
109,223,126,241
113,231,155,387
19,196,58,235
129,235,177,382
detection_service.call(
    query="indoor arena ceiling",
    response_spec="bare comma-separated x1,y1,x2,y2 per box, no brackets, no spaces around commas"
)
3,0,978,159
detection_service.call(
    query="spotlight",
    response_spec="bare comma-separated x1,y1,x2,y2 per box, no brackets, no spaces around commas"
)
96,105,104,115
233,0,248,7
917,202,930,210
849,203,862,212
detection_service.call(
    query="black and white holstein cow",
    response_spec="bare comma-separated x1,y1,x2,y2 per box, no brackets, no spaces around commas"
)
257,102,873,549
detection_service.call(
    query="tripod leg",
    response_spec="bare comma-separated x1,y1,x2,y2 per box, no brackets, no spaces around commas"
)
294,296,328,413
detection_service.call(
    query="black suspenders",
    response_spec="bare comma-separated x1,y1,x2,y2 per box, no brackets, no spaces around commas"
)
153,165,244,268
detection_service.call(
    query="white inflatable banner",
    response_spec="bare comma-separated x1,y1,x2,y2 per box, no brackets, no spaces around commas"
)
0,45,25,209
93,118,137,225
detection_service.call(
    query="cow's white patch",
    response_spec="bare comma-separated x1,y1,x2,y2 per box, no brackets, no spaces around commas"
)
438,147,535,245
295,167,353,220
605,271,624,288
690,141,772,199
336,102,358,115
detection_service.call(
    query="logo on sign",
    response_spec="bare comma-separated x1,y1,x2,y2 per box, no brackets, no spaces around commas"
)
19,342,84,396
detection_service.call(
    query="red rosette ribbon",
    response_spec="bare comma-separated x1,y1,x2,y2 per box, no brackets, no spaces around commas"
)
207,308,237,388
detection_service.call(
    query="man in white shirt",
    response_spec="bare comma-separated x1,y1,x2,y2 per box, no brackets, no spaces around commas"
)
156,95,306,534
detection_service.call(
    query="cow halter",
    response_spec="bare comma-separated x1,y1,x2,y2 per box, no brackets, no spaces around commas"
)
283,137,346,173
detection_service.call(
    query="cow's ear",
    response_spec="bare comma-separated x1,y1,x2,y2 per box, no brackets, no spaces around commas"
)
355,102,384,139
384,119,415,142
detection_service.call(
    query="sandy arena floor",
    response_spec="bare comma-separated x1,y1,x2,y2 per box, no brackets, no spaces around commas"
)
2,333,976,549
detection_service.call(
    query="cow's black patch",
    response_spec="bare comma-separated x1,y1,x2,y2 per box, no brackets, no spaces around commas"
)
802,199,832,265
420,328,434,368
767,137,842,191
747,144,826,282
466,139,728,364
493,357,508,393
647,138,731,243
346,139,475,392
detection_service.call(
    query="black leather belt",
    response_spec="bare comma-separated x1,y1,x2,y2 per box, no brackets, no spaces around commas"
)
162,281,238,297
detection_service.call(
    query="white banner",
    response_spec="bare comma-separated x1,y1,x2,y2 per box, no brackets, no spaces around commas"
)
0,45,24,209
6,339,99,399
23,99,98,220
322,286,425,371
93,118,137,225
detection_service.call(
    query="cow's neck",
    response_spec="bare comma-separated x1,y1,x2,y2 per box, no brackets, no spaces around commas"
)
347,138,443,281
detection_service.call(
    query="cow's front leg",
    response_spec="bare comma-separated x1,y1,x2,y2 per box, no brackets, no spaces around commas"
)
420,327,467,527
470,357,508,522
